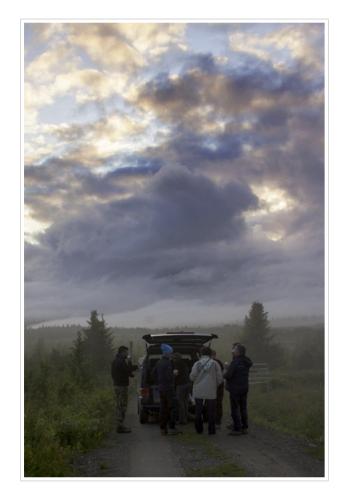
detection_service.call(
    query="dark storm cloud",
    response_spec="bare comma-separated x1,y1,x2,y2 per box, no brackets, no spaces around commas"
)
136,101,323,209
161,129,245,165
138,51,321,122
132,53,324,218
139,71,202,119
24,156,163,223
145,166,258,248
249,103,323,203
25,217,323,321
75,162,162,196
256,108,290,128
225,55,323,97
25,166,258,287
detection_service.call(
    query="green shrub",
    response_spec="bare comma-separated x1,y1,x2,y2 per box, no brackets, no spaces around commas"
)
24,347,115,477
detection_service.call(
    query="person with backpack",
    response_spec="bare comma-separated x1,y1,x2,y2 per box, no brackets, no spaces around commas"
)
190,346,223,435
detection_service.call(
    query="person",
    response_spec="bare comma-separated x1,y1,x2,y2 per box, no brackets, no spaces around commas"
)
153,344,180,436
211,350,224,426
173,352,191,425
190,346,223,435
224,343,253,436
111,345,138,433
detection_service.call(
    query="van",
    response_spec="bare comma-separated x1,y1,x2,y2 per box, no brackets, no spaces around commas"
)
137,331,218,423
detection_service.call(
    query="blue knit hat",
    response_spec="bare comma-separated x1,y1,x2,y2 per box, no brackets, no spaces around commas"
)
161,343,173,354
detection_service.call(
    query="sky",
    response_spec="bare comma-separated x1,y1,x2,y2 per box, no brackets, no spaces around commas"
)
24,22,325,327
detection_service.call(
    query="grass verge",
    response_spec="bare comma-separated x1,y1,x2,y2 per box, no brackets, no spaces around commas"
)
247,369,324,459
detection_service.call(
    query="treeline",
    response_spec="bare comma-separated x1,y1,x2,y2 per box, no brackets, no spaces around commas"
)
25,311,116,477
25,314,324,371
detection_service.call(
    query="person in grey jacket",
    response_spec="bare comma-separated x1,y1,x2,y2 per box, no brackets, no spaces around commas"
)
190,346,223,434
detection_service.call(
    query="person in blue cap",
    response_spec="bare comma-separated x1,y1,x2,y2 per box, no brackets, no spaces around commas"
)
152,343,180,435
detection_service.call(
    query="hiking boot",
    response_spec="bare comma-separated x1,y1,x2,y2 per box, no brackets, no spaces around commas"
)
117,425,131,433
228,430,242,436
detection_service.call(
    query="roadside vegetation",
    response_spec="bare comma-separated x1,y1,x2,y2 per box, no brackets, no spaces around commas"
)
248,370,324,459
24,311,116,477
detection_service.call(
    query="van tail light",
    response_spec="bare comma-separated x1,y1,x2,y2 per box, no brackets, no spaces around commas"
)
140,387,150,398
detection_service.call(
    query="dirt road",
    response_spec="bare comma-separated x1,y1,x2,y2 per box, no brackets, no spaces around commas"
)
74,391,324,478
74,395,183,477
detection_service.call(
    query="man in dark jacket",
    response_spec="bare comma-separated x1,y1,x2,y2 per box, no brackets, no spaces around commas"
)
111,346,137,433
173,353,191,425
153,344,179,435
224,343,253,435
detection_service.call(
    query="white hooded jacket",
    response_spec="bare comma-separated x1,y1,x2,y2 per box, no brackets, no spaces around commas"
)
189,356,223,400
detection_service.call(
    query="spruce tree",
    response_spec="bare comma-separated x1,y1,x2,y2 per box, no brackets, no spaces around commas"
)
242,302,282,366
71,331,89,383
72,310,115,378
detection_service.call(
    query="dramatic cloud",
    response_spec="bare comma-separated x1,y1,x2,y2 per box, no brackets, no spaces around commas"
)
24,22,325,325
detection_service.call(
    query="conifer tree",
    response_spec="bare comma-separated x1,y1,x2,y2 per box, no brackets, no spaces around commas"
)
72,310,115,377
242,302,282,366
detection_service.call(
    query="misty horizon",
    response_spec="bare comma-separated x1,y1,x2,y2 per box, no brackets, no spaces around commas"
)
27,302,324,330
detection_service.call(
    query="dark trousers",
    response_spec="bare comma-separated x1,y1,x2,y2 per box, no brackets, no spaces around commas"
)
176,383,190,424
230,391,248,431
216,383,224,425
159,390,176,430
195,398,216,434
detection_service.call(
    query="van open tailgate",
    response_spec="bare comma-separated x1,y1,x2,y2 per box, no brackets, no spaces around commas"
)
142,332,217,345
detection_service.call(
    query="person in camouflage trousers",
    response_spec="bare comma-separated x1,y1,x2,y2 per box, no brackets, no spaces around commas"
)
111,346,137,433
114,386,129,429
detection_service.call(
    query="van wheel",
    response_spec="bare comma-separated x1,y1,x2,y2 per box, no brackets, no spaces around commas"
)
139,409,149,424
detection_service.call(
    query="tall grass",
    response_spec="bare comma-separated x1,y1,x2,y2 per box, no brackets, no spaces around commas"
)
24,348,115,477
248,370,324,450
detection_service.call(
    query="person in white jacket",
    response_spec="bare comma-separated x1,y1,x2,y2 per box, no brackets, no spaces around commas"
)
190,346,223,435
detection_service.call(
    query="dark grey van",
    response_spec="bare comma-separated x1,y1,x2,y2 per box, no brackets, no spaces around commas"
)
137,331,218,423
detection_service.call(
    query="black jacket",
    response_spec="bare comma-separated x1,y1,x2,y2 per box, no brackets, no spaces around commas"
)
173,358,190,386
224,355,253,394
111,354,137,387
152,355,175,392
